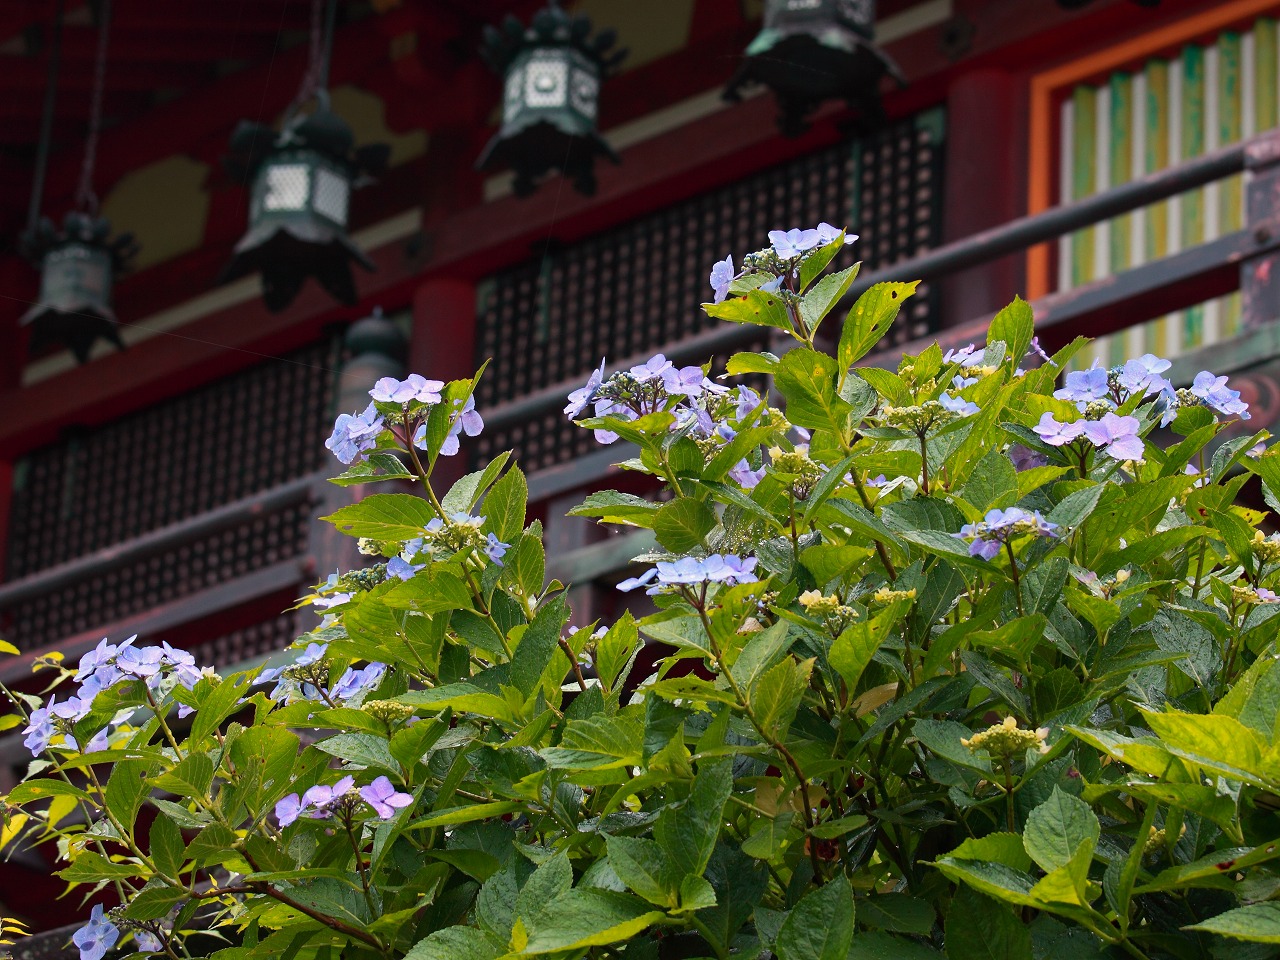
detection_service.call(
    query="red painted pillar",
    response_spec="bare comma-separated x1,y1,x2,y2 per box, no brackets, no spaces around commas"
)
940,68,1026,329
411,277,477,489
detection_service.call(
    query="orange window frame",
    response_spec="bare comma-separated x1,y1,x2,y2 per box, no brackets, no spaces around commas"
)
1026,0,1280,300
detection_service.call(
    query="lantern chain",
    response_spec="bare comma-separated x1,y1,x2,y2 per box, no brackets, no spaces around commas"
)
26,0,65,234
293,0,338,113
74,0,112,215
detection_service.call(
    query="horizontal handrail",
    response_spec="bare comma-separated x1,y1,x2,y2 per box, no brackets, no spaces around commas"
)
0,473,320,610
479,130,1273,437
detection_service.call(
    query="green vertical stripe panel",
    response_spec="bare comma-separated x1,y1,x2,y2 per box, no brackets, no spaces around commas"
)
1071,86,1097,290
1145,58,1171,357
1258,19,1278,132
1220,32,1244,337
1109,72,1133,366
1181,44,1206,349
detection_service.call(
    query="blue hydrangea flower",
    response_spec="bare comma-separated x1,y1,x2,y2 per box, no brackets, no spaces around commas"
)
709,255,735,304
331,663,386,701
1191,371,1251,420
370,374,444,405
1032,412,1084,446
326,402,385,465
815,222,856,246
630,354,674,383
485,533,510,565
768,227,822,259
955,507,1058,561
117,645,165,679
275,793,303,827
360,776,414,818
1117,354,1173,398
938,392,979,416
433,395,485,457
619,554,759,594
943,343,981,367
729,459,766,489
1054,366,1110,404
387,556,423,581
135,930,163,954
1081,412,1144,461
565,359,607,418
72,905,119,960
22,704,54,756
759,276,784,293
300,776,355,819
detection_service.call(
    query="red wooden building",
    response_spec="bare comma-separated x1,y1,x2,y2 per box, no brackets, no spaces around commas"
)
1,0,1279,941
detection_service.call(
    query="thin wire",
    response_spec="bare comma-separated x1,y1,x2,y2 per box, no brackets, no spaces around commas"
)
292,0,336,112
74,0,112,214
27,0,65,233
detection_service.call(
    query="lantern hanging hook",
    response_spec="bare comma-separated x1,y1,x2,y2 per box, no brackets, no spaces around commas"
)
26,0,65,236
74,0,112,215
291,0,338,119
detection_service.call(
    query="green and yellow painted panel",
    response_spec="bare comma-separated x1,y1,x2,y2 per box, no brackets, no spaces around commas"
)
1061,18,1280,370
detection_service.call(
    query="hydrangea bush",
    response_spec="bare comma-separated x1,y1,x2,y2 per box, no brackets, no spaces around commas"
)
6,224,1280,960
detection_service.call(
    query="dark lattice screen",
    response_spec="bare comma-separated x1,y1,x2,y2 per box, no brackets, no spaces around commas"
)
472,108,945,471
7,337,341,578
3,336,342,650
192,609,300,673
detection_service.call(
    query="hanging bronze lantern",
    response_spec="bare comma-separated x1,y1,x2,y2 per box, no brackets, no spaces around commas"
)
724,0,904,138
221,102,389,312
19,212,136,363
476,1,626,198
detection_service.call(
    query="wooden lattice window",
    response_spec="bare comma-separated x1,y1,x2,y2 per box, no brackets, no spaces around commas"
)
473,108,946,473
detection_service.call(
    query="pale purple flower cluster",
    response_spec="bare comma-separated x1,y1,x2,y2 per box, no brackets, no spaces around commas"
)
412,395,485,457
370,373,443,405
325,402,385,465
24,636,210,756
955,507,1058,561
257,642,386,706
275,774,412,826
328,373,486,466
1033,411,1144,461
618,554,759,595
709,255,735,303
72,904,118,960
768,222,855,259
564,354,735,445
1190,371,1251,420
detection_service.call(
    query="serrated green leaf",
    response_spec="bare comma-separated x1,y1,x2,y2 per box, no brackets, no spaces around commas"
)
838,281,919,375
1024,788,1099,873
653,498,716,553
776,875,855,960
323,493,436,541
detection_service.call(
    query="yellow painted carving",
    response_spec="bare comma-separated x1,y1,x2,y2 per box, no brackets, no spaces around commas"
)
100,155,210,271
569,0,695,71
329,85,428,168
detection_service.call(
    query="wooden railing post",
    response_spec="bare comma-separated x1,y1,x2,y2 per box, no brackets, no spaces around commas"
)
1242,129,1280,329
296,312,408,637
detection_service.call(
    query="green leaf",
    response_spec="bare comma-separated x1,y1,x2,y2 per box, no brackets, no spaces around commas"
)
829,598,912,691
124,884,189,921
858,894,935,936
740,812,796,860
726,351,780,376
59,851,140,881
323,493,435,541
987,297,1035,368
314,733,398,773
5,778,91,804
606,835,680,907
595,613,642,692
149,813,186,879
800,235,852,290
185,823,239,867
962,447,1019,513
704,287,794,333
932,857,1040,909
404,927,504,960
410,801,526,828
653,498,717,553
328,452,414,487
382,567,474,614
799,263,860,333
540,713,643,770
838,281,919,374
442,451,513,516
776,875,855,960
149,753,214,801
750,657,812,741
1187,902,1280,942
1045,483,1105,530
970,615,1048,665
189,675,251,744
775,347,856,440
1018,793,1100,875
483,462,528,543
654,760,732,878
569,490,660,528
1142,708,1272,786
913,719,992,774
522,890,664,954
944,886,1032,960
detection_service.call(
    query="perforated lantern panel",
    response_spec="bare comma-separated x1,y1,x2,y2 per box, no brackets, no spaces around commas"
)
473,109,944,473
3,335,341,650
